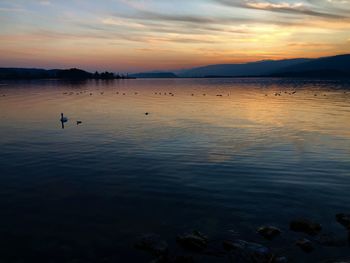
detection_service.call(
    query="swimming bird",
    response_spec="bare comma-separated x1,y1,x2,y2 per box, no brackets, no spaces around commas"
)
145,112,149,116
60,113,68,123
77,121,82,125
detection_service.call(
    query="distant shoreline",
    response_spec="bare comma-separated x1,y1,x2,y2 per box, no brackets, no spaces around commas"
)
0,68,135,81
1,53,350,80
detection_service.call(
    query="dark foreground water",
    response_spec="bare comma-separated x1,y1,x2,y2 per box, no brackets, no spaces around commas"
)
0,78,349,263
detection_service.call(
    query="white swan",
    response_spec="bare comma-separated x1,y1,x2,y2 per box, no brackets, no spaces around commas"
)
60,113,68,122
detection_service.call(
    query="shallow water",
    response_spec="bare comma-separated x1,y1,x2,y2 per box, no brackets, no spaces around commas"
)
0,78,350,262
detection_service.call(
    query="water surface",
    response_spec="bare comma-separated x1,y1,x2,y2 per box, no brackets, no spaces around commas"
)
0,78,350,262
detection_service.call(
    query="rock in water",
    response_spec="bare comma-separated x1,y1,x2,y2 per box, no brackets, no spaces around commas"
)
336,214,350,229
257,226,281,240
135,234,168,256
223,240,273,263
335,214,350,243
274,256,288,263
327,261,350,263
290,219,322,236
172,256,195,263
296,238,314,253
176,231,208,252
316,233,346,247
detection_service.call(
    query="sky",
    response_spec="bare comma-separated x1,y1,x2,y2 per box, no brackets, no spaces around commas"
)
0,0,350,72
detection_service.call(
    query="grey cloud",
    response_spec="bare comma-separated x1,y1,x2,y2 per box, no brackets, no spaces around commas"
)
215,0,348,19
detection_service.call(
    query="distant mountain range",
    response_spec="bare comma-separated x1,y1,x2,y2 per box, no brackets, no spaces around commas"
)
1,54,350,79
129,72,177,78
177,58,311,77
177,54,350,78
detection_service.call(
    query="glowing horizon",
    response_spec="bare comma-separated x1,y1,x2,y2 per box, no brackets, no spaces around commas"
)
1,0,350,73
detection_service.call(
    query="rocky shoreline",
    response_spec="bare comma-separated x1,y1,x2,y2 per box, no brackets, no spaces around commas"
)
134,214,350,263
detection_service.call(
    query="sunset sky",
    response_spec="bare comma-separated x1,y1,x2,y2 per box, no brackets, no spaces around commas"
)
0,0,350,72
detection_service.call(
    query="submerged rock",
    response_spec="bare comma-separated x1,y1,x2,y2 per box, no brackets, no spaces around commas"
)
336,214,350,229
151,255,195,263
316,233,347,247
273,256,288,263
290,218,322,236
150,256,168,263
335,214,350,243
223,240,273,263
172,255,195,263
176,231,208,252
257,226,281,240
135,234,169,256
295,238,314,253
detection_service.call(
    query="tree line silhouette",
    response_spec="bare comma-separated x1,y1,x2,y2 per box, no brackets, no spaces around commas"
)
0,68,134,80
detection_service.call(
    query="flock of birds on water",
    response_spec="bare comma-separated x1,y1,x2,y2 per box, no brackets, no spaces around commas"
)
0,87,348,129
53,88,348,129
57,89,338,98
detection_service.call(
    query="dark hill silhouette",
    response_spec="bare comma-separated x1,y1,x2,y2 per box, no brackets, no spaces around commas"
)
177,54,350,78
0,68,133,80
0,68,52,79
1,54,350,80
178,58,311,77
129,72,178,78
56,68,92,79
271,54,350,77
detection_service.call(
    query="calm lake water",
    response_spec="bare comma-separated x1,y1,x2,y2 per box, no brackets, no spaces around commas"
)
0,78,349,262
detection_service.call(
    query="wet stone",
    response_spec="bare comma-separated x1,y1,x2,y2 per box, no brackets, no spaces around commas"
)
257,226,281,240
135,234,169,256
290,218,322,236
273,256,288,263
316,233,347,247
150,256,168,263
295,238,314,253
176,231,208,252
224,240,273,263
336,214,350,229
172,255,195,263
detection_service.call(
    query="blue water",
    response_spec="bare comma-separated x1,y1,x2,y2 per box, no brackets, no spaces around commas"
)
0,78,349,262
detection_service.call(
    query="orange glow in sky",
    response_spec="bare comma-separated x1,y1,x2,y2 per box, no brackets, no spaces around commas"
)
1,0,350,72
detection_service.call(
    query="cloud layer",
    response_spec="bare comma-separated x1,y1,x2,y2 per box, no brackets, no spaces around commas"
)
0,0,349,71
